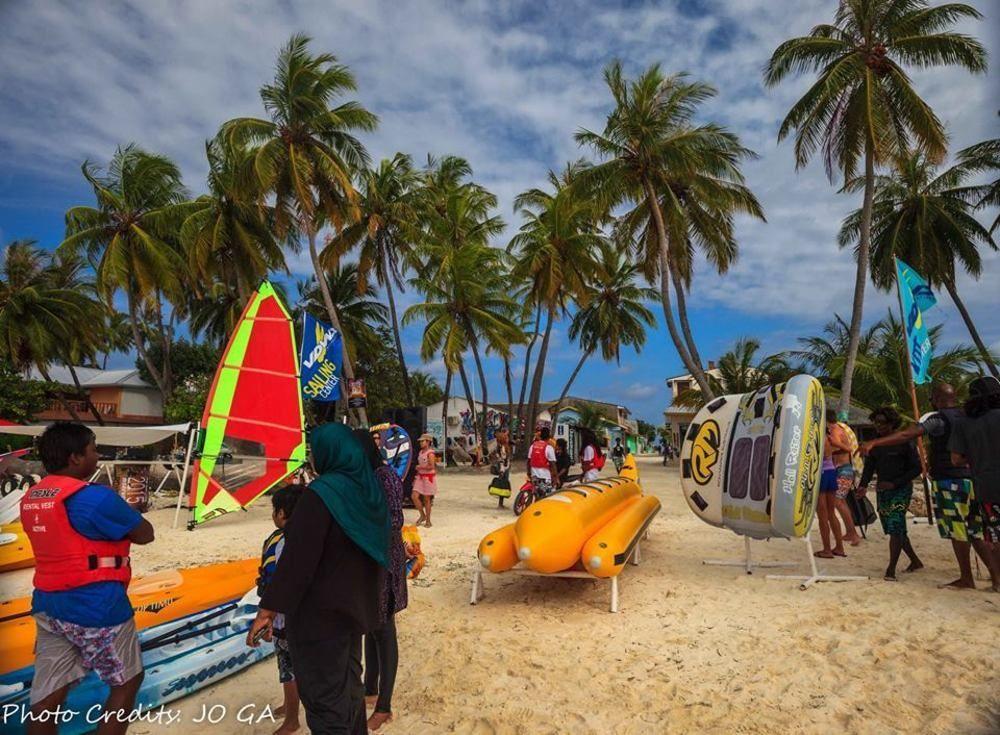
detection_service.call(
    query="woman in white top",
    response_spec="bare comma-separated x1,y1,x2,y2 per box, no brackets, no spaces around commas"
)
579,428,604,483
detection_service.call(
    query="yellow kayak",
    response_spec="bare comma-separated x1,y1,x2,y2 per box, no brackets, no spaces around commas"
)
0,522,34,573
0,558,259,676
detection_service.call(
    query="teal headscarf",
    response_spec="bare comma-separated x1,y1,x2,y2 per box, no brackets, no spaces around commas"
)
308,423,389,567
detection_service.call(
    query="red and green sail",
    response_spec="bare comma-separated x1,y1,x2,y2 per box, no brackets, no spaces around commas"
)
188,282,306,527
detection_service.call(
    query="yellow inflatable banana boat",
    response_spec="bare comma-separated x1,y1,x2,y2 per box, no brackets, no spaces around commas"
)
0,558,259,676
477,454,660,578
0,522,33,573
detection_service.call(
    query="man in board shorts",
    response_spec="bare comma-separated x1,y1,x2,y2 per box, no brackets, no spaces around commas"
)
20,423,155,734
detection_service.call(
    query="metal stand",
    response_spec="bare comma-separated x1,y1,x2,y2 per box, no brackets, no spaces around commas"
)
172,428,198,529
766,536,870,590
470,538,642,613
703,535,797,574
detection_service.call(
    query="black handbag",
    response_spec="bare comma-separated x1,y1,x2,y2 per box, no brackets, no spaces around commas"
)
847,492,878,536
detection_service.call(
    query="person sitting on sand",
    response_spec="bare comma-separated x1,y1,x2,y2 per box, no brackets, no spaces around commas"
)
858,407,924,581
861,383,999,591
248,423,387,735
949,376,1000,592
815,422,847,559
21,422,155,735
826,414,861,546
353,430,407,731
412,434,437,527
257,484,305,735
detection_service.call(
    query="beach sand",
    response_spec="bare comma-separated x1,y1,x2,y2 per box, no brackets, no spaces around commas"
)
2,456,997,734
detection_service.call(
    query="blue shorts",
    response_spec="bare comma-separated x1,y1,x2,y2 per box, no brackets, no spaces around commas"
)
820,468,838,493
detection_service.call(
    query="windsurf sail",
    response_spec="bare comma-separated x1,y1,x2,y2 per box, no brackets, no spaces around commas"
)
188,282,306,528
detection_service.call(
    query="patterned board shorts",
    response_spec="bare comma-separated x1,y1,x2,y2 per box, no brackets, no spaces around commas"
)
878,487,912,537
835,464,855,500
274,635,295,684
932,478,982,542
31,614,142,704
980,501,1000,544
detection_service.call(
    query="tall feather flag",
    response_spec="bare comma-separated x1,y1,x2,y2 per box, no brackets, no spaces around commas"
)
895,258,936,384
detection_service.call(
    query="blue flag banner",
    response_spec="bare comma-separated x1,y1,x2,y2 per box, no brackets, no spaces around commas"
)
300,313,342,402
896,258,936,385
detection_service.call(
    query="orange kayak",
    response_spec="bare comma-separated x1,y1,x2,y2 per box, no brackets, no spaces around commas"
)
0,558,258,676
0,522,33,573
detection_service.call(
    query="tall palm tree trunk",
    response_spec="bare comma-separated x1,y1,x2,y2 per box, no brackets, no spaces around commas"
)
838,146,874,416
126,289,168,400
307,227,368,426
945,279,1000,379
383,251,414,405
515,304,542,451
503,357,514,436
67,364,105,425
526,306,555,443
669,259,707,377
442,370,452,466
550,350,590,428
466,333,490,450
37,366,83,422
642,179,714,399
457,360,482,450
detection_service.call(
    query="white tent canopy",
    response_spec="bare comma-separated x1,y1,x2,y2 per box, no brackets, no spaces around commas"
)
0,423,192,447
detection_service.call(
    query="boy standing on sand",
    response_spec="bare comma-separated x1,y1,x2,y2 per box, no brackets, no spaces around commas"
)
20,423,155,735
257,484,305,734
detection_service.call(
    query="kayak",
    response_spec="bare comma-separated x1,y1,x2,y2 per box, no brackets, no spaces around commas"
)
0,558,259,677
0,593,272,735
0,523,33,574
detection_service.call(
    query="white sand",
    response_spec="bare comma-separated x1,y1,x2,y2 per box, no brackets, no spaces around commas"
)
2,456,998,734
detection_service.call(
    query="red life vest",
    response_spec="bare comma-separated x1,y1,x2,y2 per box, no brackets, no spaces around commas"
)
528,440,551,469
20,475,132,592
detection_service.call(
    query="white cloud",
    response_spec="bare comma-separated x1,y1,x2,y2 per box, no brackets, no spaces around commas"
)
622,382,660,401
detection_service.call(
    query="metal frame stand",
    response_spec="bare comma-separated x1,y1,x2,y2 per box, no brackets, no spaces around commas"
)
172,427,198,529
703,535,797,574
470,537,643,614
766,536,869,590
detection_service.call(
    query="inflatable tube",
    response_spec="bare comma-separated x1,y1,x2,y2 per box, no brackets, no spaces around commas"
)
618,453,639,482
680,374,824,539
0,558,260,677
477,523,518,573
514,477,641,574
582,495,660,578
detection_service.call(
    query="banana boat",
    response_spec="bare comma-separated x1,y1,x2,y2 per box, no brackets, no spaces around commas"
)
0,558,259,676
0,522,33,573
476,454,660,578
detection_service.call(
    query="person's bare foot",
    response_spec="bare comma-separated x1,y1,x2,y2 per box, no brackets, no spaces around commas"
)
814,550,834,559
939,578,976,590
884,571,897,581
832,548,847,557
274,705,285,718
274,720,300,735
368,712,393,731
845,535,862,546
425,520,432,527
904,561,924,573
990,583,1000,593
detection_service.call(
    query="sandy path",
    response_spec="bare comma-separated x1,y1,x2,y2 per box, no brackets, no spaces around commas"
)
2,457,997,734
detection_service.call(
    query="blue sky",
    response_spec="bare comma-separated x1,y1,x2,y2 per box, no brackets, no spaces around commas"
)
1,0,997,423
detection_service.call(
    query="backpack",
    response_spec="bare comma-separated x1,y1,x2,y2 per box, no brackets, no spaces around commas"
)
592,448,606,471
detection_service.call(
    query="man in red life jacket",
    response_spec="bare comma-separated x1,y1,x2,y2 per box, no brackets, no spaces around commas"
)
526,427,559,496
21,423,154,735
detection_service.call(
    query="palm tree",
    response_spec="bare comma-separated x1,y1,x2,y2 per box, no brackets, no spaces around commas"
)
577,64,752,400
956,137,999,233
406,241,521,449
672,337,796,409
764,0,987,415
509,162,602,440
325,153,421,404
100,308,133,369
0,241,102,422
839,149,998,378
181,138,289,300
221,34,377,423
551,246,657,426
59,144,193,399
